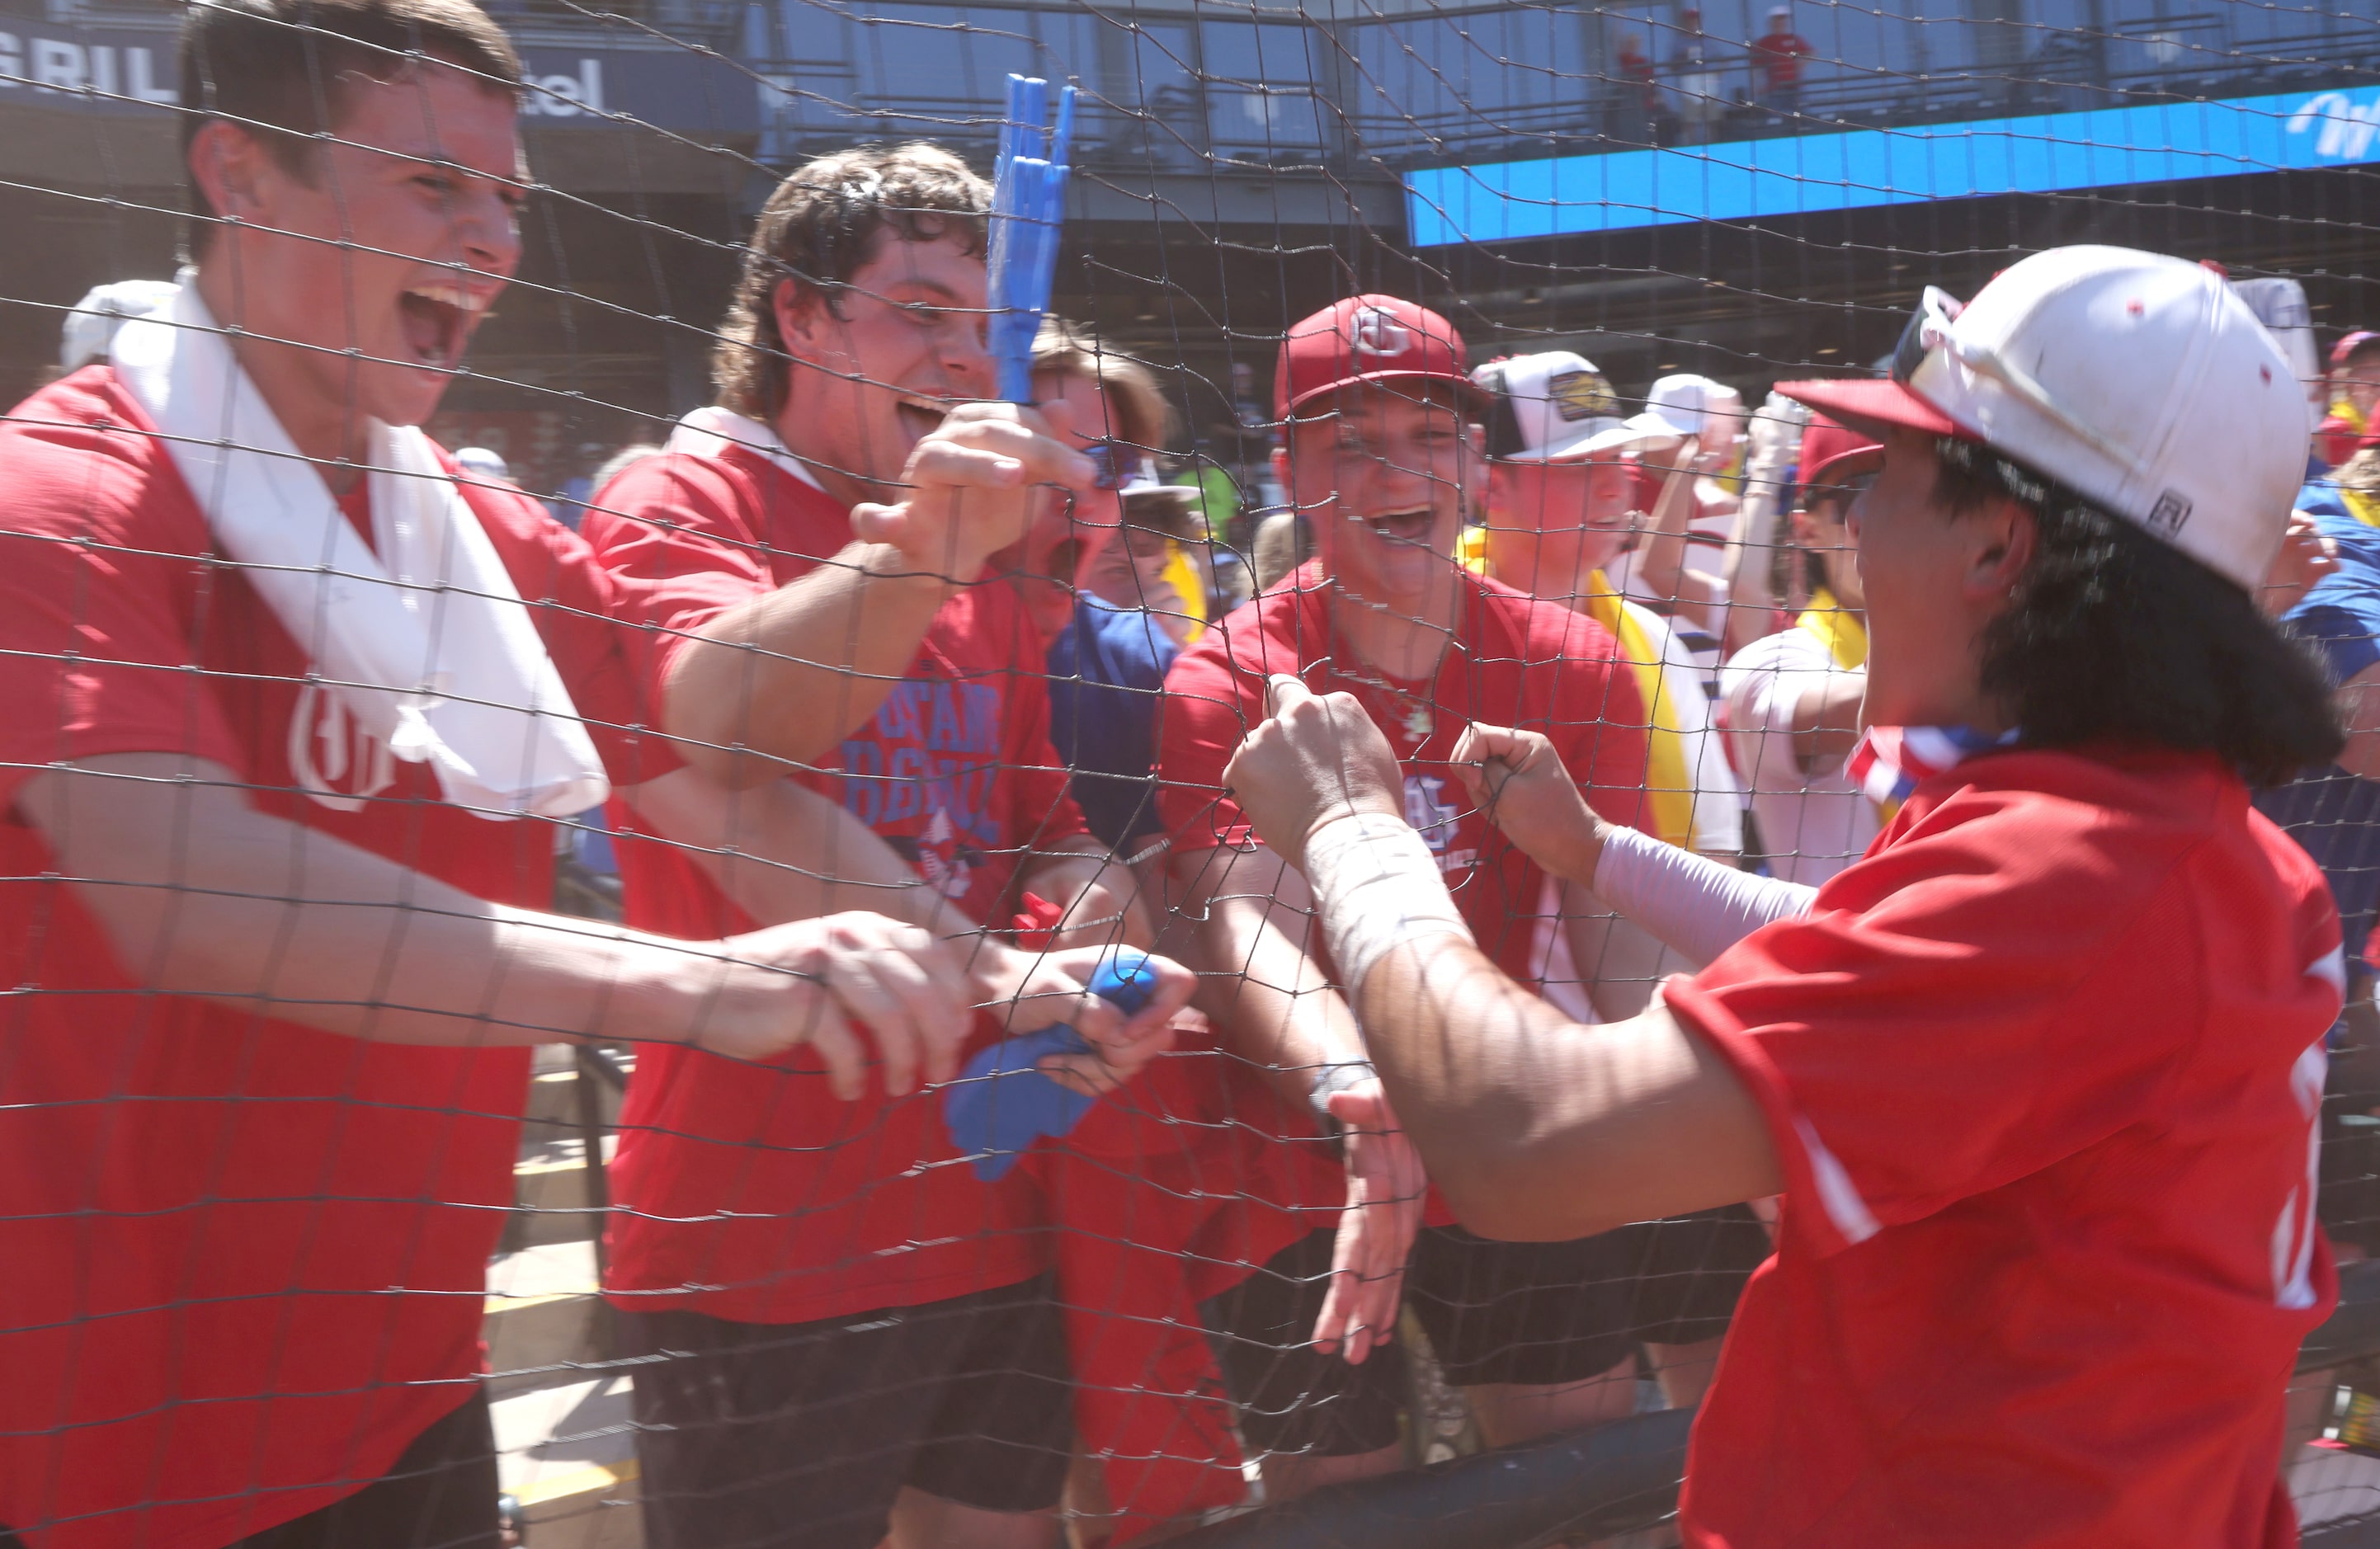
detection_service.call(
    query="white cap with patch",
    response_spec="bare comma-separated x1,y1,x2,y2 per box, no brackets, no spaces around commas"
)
1778,244,2311,593
1473,350,1686,462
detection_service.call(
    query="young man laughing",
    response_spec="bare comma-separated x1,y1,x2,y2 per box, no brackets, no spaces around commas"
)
1158,295,1661,1494
0,3,1025,1544
1223,247,2347,1546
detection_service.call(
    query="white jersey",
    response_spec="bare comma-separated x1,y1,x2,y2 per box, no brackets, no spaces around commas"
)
1533,592,1740,1020
1720,625,1879,887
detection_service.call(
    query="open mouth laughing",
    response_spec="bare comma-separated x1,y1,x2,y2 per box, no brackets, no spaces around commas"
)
1364,506,1437,548
894,394,947,448
396,280,491,371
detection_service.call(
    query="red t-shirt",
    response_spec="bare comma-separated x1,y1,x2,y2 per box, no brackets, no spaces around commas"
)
1751,31,1813,88
581,445,1089,1325
0,370,669,1549
1157,564,1652,1211
1158,563,1650,974
1664,746,2341,1548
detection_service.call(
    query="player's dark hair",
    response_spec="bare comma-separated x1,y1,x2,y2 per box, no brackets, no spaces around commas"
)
1933,436,2343,784
180,0,522,255
713,144,991,423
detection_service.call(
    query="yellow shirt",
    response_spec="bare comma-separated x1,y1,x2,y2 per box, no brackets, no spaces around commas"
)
1463,527,1710,851
1794,586,1868,670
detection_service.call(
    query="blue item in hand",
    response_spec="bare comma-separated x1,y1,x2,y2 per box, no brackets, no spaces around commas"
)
942,949,1157,1180
986,75,1077,404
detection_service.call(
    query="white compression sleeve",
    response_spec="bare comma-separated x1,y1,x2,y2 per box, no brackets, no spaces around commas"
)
1593,824,1817,967
1300,810,1477,997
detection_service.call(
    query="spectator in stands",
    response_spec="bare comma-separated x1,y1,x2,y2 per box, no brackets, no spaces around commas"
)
452,444,511,483
1467,350,1762,1408
1159,295,1661,1495
1750,6,1812,116
1014,321,1185,855
1226,245,2345,1547
0,2,1021,1543
579,144,1184,1549
1080,483,1207,635
1666,7,1727,144
590,440,662,493
2261,428,2380,1289
1718,414,1886,887
1469,350,1741,869
2318,332,2380,468
1609,30,1657,144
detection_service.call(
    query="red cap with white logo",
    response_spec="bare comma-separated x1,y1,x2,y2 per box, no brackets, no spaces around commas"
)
1275,294,1487,425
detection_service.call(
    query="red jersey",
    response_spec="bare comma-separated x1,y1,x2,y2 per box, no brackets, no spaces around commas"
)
1751,31,1813,88
1664,746,2342,1548
580,445,1089,1325
0,370,668,1549
1158,562,1650,976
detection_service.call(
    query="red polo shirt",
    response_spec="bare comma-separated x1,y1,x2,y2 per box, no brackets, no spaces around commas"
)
1666,746,2341,1547
1157,563,1652,1212
0,369,668,1549
581,445,1088,1325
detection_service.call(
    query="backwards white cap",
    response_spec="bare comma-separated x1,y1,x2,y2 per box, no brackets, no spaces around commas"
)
1473,350,1687,462
1779,245,2311,592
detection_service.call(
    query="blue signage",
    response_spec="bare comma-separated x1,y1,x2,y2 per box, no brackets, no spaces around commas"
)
1406,87,2380,246
0,21,757,133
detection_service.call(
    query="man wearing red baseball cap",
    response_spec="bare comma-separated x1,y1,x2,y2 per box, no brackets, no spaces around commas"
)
1718,412,1886,887
1218,247,2348,1543
1155,294,1660,1494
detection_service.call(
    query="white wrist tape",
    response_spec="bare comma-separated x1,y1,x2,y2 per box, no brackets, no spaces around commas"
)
1300,810,1476,996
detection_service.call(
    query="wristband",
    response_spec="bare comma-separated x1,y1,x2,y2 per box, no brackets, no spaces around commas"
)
1300,809,1475,996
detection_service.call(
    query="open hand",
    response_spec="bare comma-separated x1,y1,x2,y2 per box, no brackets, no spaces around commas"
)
1221,675,1407,873
1313,1081,1428,1363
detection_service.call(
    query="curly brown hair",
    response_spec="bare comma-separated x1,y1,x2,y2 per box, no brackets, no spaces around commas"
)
711,143,991,423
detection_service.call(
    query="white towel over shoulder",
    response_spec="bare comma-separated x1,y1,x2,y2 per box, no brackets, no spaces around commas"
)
110,276,609,820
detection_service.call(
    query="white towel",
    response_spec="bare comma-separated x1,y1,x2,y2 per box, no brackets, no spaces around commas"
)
110,276,610,821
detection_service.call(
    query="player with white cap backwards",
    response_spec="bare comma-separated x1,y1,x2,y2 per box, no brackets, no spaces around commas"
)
1221,246,2348,1543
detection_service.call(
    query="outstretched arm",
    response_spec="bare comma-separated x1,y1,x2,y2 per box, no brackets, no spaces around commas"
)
1223,680,1782,1241
664,403,1094,786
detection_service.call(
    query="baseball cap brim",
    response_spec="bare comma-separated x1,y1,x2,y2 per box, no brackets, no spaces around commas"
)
1285,368,1492,421
1511,410,1688,463
1774,377,1968,443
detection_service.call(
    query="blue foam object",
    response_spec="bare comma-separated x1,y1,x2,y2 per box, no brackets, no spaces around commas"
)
942,949,1157,1180
986,74,1077,404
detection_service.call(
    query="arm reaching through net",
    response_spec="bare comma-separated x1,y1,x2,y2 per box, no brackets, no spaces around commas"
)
1453,723,1815,964
21,755,977,1099
1224,679,1783,1239
663,403,1096,785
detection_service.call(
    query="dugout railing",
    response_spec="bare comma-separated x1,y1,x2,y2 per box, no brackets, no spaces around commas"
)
1148,1259,2380,1547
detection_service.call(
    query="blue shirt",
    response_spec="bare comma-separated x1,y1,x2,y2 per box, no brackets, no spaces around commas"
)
1046,595,1182,851
2254,480,2380,973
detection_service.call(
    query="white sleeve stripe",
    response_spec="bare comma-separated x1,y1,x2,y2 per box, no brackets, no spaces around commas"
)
1794,1114,1882,1245
2308,945,2348,999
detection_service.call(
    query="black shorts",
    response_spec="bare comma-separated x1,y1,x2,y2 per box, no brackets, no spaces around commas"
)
1199,1229,1408,1459
1619,1205,1773,1346
617,1274,1073,1549
1403,1224,1642,1387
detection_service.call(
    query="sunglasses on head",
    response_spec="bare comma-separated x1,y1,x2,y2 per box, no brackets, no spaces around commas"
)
1082,442,1152,491
1888,284,2140,473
